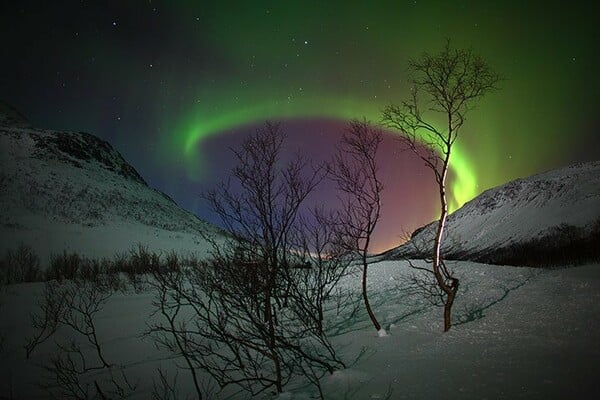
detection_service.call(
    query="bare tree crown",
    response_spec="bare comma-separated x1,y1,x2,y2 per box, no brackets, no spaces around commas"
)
382,41,502,331
383,40,502,173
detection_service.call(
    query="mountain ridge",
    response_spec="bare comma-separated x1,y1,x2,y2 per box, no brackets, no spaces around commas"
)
382,161,600,266
0,103,223,261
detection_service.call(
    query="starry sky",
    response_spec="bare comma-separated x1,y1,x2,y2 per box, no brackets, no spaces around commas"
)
1,1,599,252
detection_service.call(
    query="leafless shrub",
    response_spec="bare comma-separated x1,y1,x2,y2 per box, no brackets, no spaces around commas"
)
40,352,138,400
292,209,356,336
40,351,92,400
0,244,41,284
25,280,67,358
151,368,181,400
26,276,138,399
121,244,159,292
46,251,83,281
25,278,113,362
129,244,161,274
177,251,202,268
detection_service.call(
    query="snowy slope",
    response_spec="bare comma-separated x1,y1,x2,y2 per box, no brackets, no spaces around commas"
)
384,162,600,264
0,103,223,261
0,102,31,128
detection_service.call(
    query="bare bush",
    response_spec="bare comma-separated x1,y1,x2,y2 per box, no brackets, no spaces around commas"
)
151,368,181,400
120,244,157,292
46,251,84,281
0,244,41,284
26,278,113,362
25,280,67,358
293,209,357,336
24,276,137,398
40,354,138,400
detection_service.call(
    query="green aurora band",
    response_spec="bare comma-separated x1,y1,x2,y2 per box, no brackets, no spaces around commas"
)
1,1,597,251
153,0,597,220
174,96,475,212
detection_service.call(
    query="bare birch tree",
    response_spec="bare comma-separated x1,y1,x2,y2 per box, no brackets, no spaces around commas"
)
382,40,502,331
329,119,385,333
149,122,347,398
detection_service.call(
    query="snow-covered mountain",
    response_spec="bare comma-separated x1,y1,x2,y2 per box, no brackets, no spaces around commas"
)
0,102,223,262
384,161,600,265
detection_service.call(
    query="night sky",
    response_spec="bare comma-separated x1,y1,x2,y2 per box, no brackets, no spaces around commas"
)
1,1,599,252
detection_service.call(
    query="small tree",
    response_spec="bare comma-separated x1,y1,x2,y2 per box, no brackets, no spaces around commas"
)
203,121,325,393
293,209,355,336
1,244,41,284
149,122,346,398
383,40,502,331
329,119,385,334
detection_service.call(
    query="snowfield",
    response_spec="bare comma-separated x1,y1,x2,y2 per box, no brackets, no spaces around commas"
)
1,260,598,399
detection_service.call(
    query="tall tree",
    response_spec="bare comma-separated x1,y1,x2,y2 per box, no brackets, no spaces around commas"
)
329,119,385,334
383,41,502,331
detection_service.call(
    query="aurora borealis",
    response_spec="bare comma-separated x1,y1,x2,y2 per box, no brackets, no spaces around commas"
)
1,1,599,252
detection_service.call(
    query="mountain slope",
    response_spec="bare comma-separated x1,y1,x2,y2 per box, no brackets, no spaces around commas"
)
0,103,223,261
384,161,600,265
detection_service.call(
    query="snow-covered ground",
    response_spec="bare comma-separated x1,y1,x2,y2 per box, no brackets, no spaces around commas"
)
1,260,598,399
0,217,215,264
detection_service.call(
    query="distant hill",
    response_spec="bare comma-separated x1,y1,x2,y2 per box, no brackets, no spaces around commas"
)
0,102,224,262
382,161,600,266
0,101,30,128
